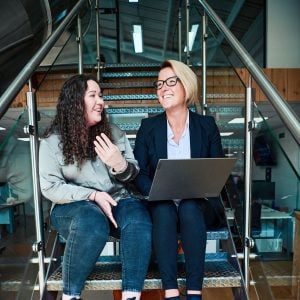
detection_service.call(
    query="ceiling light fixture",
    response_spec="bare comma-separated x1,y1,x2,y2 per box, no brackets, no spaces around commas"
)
129,0,139,2
0,127,6,130
184,24,199,52
228,117,268,124
132,24,143,53
220,132,234,136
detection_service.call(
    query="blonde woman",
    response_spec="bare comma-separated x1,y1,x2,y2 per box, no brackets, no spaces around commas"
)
134,60,225,300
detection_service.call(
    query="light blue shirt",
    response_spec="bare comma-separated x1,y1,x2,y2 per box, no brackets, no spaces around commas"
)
167,110,191,159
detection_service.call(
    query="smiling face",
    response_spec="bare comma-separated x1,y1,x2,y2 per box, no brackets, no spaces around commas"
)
157,67,186,112
84,79,104,127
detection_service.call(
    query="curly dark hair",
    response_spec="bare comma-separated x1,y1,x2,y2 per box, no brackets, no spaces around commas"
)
43,74,112,166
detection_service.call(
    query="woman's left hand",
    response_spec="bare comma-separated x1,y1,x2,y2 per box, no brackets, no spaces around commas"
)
94,191,118,228
94,133,127,172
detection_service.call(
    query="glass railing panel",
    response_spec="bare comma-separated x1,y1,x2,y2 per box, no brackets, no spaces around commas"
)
198,4,298,296
202,4,300,297
245,102,299,299
203,71,250,296
0,105,37,299
0,3,92,298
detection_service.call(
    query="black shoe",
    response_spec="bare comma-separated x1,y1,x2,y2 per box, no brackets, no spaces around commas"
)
126,298,136,300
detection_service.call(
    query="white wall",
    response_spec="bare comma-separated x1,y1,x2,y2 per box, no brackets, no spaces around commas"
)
266,0,300,67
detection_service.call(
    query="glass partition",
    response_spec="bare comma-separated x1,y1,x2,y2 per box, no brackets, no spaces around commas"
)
201,3,300,298
0,1,92,298
0,106,38,299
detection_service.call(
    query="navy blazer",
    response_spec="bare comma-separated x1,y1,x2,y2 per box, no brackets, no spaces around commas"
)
134,110,226,229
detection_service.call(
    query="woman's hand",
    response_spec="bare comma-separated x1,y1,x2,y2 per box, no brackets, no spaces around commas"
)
94,191,118,228
94,133,127,172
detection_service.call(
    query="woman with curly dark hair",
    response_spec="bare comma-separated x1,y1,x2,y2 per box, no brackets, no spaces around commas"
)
39,74,152,300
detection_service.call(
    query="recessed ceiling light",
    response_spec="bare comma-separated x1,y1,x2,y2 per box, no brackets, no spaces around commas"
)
18,137,41,142
225,153,235,157
0,127,6,130
220,132,234,136
132,24,143,53
184,24,199,52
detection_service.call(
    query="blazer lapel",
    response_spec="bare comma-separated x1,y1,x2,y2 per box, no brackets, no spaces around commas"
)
154,113,168,159
189,111,203,158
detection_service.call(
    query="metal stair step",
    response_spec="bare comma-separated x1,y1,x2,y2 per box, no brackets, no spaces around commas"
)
104,63,160,69
107,228,229,242
104,94,157,101
103,93,244,101
103,71,158,79
101,81,156,89
46,253,242,291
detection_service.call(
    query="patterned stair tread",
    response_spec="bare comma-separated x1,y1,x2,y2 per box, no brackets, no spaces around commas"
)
104,94,157,101
207,228,229,240
46,255,241,290
114,123,246,133
100,82,156,89
59,228,229,245
107,228,229,243
104,63,161,69
103,94,244,101
103,71,158,78
105,106,242,115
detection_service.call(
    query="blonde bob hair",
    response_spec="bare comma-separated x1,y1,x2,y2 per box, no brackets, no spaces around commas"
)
160,59,199,106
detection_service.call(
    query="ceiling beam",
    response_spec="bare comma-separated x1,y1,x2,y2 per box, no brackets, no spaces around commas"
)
85,34,178,62
206,0,245,64
162,1,175,57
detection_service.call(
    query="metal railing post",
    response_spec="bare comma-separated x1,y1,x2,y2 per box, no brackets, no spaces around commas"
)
95,1,101,81
178,6,182,61
186,0,190,65
25,79,46,298
201,13,207,115
77,15,83,74
244,79,255,292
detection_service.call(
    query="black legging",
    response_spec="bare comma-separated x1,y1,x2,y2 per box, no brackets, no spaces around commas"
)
150,199,207,291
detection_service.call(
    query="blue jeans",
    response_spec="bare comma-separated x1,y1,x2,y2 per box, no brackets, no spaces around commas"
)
149,199,207,291
51,197,152,297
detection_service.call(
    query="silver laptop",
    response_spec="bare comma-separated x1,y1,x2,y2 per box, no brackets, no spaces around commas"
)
148,158,236,201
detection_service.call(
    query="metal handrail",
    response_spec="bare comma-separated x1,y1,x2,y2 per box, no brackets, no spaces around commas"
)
0,0,87,119
198,0,300,145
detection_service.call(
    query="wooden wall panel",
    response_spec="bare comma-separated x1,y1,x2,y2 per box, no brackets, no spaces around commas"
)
11,68,300,109
12,85,29,107
287,69,300,101
247,69,287,102
235,68,300,102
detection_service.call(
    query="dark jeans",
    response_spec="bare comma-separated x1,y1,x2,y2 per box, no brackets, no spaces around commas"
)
150,199,207,291
51,197,152,297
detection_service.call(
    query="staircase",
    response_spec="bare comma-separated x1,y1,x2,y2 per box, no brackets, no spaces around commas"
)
0,63,248,299
33,63,246,299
